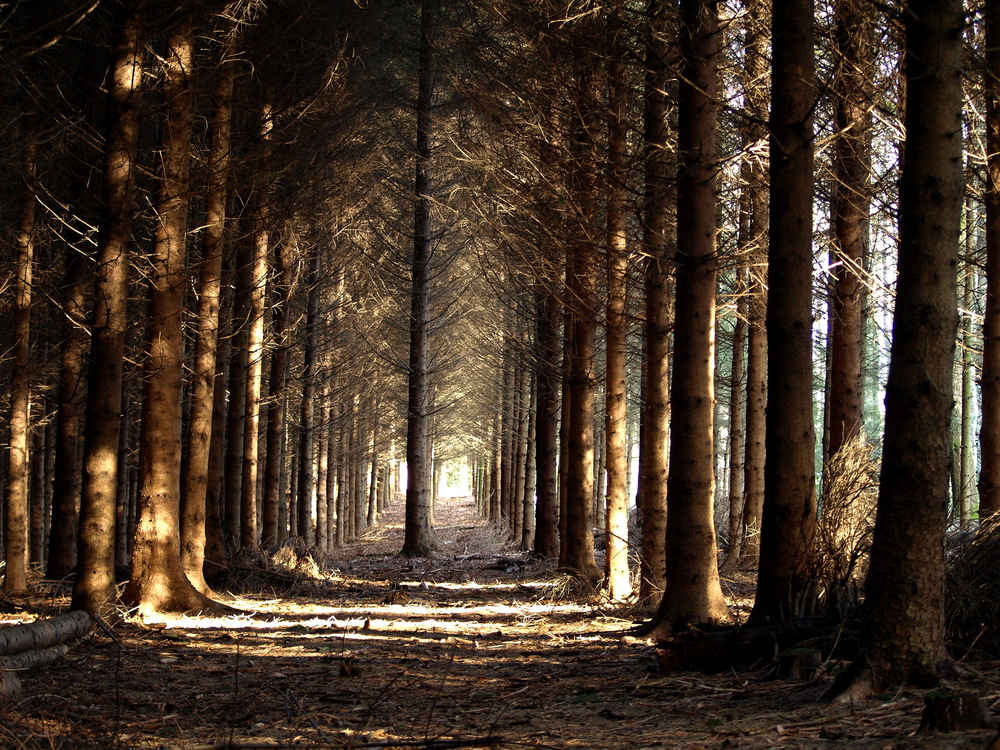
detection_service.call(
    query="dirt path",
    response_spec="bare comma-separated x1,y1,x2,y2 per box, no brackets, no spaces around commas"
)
2,497,999,748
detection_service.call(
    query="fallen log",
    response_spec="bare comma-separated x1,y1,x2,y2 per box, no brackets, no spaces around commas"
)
0,610,91,655
654,617,845,673
0,643,71,671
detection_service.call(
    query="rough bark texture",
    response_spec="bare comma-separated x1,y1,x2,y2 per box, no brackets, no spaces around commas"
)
827,0,872,459
121,17,222,617
533,287,561,559
834,0,963,700
981,0,1000,520
603,0,631,601
750,0,817,626
644,0,727,637
6,110,37,593
72,0,144,616
401,0,438,557
298,249,322,548
636,0,673,600
181,27,235,592
561,55,602,585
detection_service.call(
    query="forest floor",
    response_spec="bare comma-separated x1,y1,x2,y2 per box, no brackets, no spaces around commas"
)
2,498,1000,749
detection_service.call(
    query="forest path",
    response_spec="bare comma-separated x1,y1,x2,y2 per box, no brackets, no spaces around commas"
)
5,499,997,748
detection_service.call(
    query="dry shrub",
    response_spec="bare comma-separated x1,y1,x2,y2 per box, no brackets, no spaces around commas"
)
946,516,1000,660
814,434,879,616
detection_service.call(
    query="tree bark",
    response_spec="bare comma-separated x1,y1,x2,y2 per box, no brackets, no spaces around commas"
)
982,0,1000,521
122,16,223,617
72,0,144,616
832,0,963,700
181,25,235,592
401,0,439,557
6,107,38,593
533,285,561,558
643,0,727,637
636,0,673,600
749,0,818,626
603,0,632,600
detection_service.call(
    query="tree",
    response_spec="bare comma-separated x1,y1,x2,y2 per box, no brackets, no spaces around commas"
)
121,11,224,616
981,0,1000,521
72,0,145,616
5,100,38,593
181,17,237,592
603,0,632,600
401,0,439,557
642,0,727,637
749,0,817,627
832,0,963,700
636,0,673,600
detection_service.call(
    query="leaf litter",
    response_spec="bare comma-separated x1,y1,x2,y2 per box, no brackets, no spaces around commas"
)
0,496,998,749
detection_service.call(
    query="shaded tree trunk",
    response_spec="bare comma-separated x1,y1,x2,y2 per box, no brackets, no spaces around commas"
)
533,285,561,558
833,0,962,700
401,0,439,557
749,0,818,626
636,0,673,600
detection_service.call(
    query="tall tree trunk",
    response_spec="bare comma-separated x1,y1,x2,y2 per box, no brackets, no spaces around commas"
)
749,0,817,626
636,0,673,600
181,26,235,592
561,55,602,585
5,109,38,593
72,0,144,615
533,285,561,558
723,272,746,567
604,0,631,600
981,0,1000,521
240,106,271,551
401,0,438,557
833,0,962,700
261,229,294,546
48,243,88,580
122,16,221,617
827,0,872,459
643,0,726,637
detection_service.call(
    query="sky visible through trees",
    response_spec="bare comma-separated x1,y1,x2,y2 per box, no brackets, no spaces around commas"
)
0,0,998,736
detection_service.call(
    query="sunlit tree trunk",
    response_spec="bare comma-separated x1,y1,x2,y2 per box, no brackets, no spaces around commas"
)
73,0,144,615
6,110,37,593
603,0,631,600
181,26,235,591
749,0,817,626
122,16,221,617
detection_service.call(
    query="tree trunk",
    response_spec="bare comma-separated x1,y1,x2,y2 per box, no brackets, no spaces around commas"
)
643,0,727,637
6,108,38,593
72,0,144,616
181,26,235,592
401,0,438,557
261,228,294,547
749,0,817,627
832,0,963,701
636,0,673,601
533,285,561,558
604,0,631,600
723,272,746,566
240,107,271,551
981,0,1000,521
122,16,222,617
